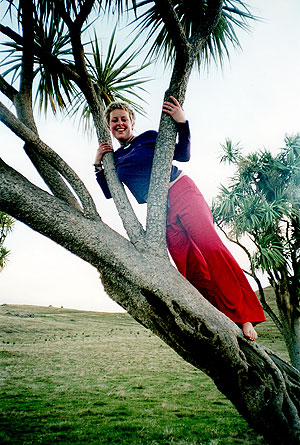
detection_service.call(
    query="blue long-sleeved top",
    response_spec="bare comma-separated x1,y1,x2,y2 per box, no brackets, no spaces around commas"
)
96,121,191,204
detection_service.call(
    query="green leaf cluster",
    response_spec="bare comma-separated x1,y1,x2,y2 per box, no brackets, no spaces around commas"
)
0,212,15,270
132,0,256,68
68,27,151,134
0,0,150,121
212,135,300,275
1,0,258,125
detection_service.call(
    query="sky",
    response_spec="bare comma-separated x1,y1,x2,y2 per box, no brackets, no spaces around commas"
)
1,0,300,312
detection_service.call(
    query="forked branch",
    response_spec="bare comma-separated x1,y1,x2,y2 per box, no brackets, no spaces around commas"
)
55,0,146,247
0,101,99,220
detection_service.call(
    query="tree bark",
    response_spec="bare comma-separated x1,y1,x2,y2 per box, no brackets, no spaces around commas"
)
1,1,300,443
276,281,300,370
0,157,300,445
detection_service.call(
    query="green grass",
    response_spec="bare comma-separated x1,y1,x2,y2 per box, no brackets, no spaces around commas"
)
0,293,287,444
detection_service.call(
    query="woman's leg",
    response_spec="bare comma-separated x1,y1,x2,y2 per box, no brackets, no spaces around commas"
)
167,176,265,339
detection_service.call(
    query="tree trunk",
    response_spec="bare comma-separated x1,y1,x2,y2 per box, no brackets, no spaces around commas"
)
1,2,300,443
1,157,300,445
272,275,300,370
280,304,300,371
286,317,300,371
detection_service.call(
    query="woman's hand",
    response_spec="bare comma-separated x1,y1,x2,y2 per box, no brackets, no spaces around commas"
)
163,96,186,123
94,142,113,167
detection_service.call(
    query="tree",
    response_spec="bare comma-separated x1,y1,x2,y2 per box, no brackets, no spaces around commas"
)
0,212,15,269
0,1,300,444
212,135,300,369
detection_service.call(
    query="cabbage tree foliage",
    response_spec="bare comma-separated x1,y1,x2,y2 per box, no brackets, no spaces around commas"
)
212,135,300,369
0,212,14,269
0,1,300,444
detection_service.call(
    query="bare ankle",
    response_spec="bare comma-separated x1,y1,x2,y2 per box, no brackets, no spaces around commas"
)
242,322,258,341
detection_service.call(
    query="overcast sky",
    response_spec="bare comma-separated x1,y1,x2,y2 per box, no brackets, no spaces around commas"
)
1,0,300,311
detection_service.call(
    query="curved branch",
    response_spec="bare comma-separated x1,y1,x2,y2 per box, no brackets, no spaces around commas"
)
74,0,96,29
102,153,146,249
52,0,73,28
145,55,193,254
1,158,300,445
189,0,223,56
199,0,224,37
0,101,99,220
54,1,146,247
145,2,224,254
53,0,95,35
153,0,190,58
0,74,18,102
23,142,84,211
0,6,86,207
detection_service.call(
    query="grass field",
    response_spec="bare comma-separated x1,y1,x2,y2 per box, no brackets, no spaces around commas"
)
0,292,288,444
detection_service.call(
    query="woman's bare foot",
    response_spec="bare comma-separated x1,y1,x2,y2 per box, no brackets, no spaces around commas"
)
242,322,258,341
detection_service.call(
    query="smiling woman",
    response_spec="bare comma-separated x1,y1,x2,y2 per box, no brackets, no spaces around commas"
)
1,2,300,443
109,109,135,143
94,98,266,341
1,1,300,315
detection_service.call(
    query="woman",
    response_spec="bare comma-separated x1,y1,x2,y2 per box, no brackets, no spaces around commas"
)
94,96,265,340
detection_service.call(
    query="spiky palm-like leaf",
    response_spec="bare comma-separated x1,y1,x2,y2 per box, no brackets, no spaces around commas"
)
252,234,286,273
0,5,78,113
0,212,14,271
130,0,257,68
68,27,151,133
34,11,77,113
88,27,151,106
219,138,242,164
213,133,300,278
0,246,10,270
0,212,15,246
1,1,151,118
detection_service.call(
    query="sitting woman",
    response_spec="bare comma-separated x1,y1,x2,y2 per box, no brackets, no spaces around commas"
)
94,96,265,340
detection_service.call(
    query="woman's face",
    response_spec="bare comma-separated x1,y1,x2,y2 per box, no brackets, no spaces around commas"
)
109,109,134,143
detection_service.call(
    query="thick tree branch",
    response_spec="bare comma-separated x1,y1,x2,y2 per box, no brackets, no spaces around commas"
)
102,152,146,249
1,146,300,445
23,142,84,211
0,101,99,220
189,0,223,57
54,0,146,247
74,0,96,29
145,57,194,253
153,0,190,58
0,3,85,209
145,2,224,254
199,0,224,36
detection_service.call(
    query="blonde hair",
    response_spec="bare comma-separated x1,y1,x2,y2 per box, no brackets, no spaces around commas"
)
105,102,136,125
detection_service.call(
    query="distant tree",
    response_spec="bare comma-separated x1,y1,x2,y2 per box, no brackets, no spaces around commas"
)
0,212,15,270
212,135,300,369
0,1,300,444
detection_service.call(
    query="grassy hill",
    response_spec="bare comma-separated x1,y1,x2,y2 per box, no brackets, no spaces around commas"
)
0,297,287,444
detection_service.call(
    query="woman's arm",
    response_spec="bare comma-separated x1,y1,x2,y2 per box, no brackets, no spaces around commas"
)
95,169,112,199
163,96,191,162
94,142,114,199
174,121,191,161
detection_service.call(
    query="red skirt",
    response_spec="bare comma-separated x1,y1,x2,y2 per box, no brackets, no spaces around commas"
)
166,176,265,325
